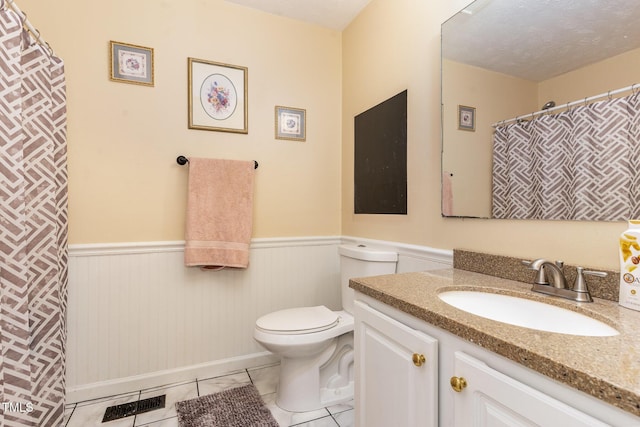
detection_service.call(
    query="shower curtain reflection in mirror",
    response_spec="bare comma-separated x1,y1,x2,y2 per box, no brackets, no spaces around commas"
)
492,93,640,221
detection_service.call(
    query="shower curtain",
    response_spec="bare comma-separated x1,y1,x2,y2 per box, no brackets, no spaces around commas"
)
0,3,68,426
492,93,640,221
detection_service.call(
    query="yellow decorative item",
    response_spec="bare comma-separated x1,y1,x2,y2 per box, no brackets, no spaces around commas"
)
619,220,640,311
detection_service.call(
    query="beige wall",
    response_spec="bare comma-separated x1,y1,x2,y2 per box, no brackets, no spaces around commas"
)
21,0,630,269
342,0,626,270
20,0,343,244
442,60,538,217
539,47,640,107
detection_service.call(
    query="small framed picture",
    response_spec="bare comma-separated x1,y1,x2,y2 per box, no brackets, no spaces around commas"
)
188,58,248,134
109,41,154,86
458,105,475,131
275,106,306,141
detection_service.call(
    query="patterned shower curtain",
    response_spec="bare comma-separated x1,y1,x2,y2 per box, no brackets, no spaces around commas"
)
0,3,68,426
492,93,640,221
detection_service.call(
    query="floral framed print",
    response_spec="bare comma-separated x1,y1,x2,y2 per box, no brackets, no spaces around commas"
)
188,58,248,134
458,105,476,131
275,106,306,141
109,41,154,86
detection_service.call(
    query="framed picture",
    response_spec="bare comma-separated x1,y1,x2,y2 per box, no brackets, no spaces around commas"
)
275,106,306,141
109,41,154,86
188,57,248,134
458,105,476,131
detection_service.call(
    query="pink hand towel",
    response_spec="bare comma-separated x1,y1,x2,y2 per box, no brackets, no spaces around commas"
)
184,158,255,269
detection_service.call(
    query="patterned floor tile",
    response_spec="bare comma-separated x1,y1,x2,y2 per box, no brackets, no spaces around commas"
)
66,391,139,427
64,363,355,427
135,416,179,427
134,381,198,426
333,409,354,427
326,399,354,415
248,363,280,395
290,415,340,427
196,371,252,396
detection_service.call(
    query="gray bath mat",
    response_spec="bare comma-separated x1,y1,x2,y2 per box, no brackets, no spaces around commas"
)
175,383,279,427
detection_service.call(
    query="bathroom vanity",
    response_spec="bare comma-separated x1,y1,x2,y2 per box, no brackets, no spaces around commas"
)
351,269,640,427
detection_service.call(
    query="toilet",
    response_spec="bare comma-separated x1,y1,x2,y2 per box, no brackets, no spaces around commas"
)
254,244,398,412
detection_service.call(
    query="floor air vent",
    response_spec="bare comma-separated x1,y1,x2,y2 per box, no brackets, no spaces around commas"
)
102,395,166,423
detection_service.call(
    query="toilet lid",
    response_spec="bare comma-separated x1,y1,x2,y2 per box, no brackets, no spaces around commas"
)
256,306,339,334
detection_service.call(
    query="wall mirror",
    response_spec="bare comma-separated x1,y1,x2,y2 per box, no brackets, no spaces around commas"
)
441,0,640,220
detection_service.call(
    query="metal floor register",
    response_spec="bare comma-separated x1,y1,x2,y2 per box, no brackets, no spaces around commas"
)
102,395,166,422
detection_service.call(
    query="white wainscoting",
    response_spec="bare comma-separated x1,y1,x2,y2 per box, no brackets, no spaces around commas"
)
65,237,452,403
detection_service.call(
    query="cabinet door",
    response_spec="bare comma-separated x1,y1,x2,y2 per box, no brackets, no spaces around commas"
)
450,351,609,427
354,301,438,427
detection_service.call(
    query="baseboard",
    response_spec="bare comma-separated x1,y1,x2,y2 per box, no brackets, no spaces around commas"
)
65,351,279,404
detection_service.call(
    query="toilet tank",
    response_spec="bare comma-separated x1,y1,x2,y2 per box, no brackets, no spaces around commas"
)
338,244,398,314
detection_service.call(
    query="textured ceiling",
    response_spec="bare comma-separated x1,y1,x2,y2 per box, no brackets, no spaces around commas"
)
443,0,640,82
224,0,372,30
225,0,640,82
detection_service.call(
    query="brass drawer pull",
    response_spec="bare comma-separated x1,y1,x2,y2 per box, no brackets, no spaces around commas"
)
450,376,467,392
412,353,426,367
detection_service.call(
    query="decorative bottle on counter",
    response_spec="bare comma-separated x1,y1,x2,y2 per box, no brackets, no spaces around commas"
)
619,220,640,311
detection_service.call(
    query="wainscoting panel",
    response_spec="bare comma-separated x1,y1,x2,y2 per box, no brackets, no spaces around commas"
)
65,236,452,402
66,238,342,401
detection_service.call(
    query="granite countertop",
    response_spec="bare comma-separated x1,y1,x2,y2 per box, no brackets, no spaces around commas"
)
349,268,640,417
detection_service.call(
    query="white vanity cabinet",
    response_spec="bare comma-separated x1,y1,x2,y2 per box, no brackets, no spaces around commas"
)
354,293,640,427
450,351,608,427
354,300,438,427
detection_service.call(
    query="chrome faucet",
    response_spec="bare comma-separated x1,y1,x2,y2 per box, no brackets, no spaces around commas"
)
527,259,567,289
522,259,606,303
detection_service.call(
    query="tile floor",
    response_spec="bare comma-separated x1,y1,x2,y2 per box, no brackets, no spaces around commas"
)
63,363,354,427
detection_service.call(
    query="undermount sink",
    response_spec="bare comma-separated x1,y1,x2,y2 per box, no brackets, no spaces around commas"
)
438,290,619,337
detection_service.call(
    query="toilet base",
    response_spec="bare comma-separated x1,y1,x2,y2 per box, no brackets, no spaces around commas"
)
276,374,354,413
275,333,354,412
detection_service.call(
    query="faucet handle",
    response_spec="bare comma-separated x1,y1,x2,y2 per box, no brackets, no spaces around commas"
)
572,267,606,302
583,269,607,279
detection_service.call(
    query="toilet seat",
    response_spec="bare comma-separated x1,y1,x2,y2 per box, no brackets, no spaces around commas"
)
256,306,339,335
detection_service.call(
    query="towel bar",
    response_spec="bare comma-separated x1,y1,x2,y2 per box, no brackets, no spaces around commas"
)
177,155,258,169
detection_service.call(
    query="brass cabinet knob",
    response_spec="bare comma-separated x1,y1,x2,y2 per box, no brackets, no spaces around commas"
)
450,376,467,392
412,353,426,367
